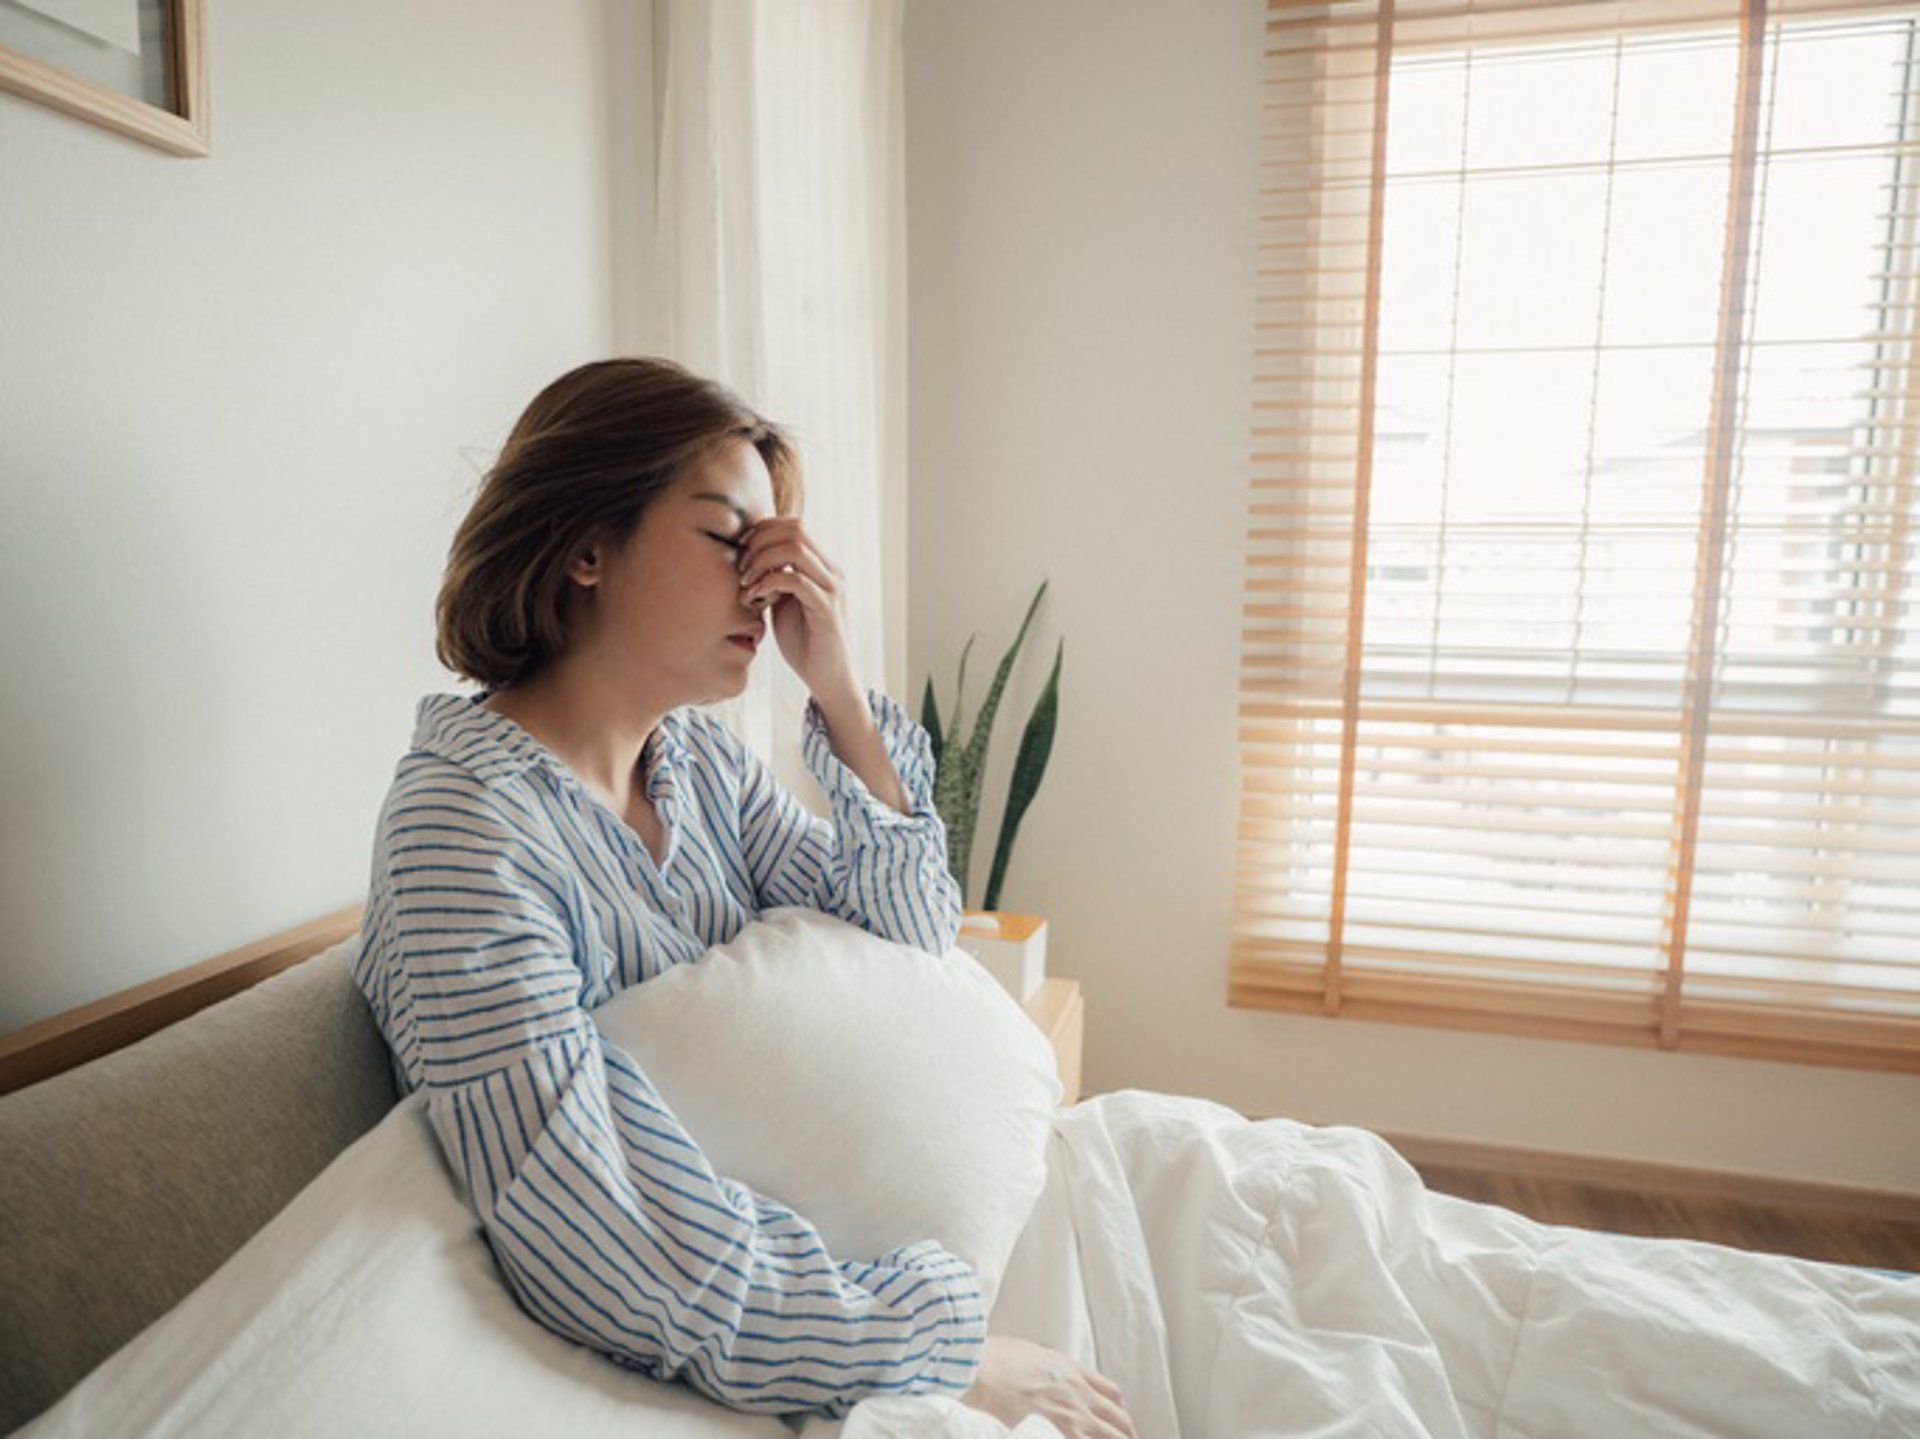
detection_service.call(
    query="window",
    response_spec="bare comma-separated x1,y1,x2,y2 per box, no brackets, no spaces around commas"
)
1234,0,1920,1071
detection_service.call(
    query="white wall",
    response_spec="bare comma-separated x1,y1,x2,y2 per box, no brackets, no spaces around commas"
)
903,0,1920,1194
7,0,1911,1196
0,0,620,1027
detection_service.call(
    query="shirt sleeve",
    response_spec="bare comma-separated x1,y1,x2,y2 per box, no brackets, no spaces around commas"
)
735,685,964,957
378,793,987,1417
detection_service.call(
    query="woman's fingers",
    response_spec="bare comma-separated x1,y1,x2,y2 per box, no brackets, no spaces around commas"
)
1088,1394,1137,1439
738,528,841,591
741,543,836,595
1083,1366,1135,1439
747,567,836,619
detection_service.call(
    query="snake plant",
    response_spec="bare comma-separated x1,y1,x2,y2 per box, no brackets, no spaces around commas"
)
919,579,1063,911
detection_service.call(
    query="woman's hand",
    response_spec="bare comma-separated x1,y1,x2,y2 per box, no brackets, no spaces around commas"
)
734,517,858,701
958,1335,1138,1439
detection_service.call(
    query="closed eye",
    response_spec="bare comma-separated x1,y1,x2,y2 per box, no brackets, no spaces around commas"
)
707,531,746,553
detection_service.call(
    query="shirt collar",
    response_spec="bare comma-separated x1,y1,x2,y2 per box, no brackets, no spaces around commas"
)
411,692,689,796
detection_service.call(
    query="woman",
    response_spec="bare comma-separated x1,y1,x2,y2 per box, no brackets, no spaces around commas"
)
352,357,1134,1437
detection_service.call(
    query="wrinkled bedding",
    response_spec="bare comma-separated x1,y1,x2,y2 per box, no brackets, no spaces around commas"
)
810,1090,1920,1438
914,1091,1919,1437
21,1089,1919,1438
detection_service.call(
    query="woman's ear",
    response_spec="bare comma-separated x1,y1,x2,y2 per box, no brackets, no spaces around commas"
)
565,542,603,592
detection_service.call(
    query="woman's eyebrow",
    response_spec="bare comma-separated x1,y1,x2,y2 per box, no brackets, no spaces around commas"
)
692,493,755,530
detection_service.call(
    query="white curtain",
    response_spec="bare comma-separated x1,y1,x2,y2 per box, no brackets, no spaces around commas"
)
645,0,910,812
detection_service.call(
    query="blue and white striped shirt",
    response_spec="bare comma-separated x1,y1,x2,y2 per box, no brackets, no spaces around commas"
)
350,686,980,1417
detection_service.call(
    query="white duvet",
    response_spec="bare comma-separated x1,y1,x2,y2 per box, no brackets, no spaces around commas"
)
22,1088,1919,1438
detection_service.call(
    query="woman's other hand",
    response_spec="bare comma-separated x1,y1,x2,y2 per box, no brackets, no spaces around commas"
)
957,1335,1138,1439
733,516,857,700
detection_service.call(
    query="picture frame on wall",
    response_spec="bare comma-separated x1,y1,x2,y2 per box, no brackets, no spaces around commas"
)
0,0,207,156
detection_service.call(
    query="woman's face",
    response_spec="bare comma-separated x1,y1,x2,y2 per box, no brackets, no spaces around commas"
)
570,439,778,705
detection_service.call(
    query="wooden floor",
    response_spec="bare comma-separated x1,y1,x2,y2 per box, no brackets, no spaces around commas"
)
1409,1161,1920,1273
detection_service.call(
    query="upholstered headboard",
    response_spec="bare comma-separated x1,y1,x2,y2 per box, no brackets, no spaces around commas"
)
0,920,397,1432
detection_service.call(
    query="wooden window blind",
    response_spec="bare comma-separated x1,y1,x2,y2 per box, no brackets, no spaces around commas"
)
1233,0,1920,1072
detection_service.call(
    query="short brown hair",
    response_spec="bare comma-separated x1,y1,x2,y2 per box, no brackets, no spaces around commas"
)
435,356,803,690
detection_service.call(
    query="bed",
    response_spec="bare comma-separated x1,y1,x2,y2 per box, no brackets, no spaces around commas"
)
2,909,1915,1437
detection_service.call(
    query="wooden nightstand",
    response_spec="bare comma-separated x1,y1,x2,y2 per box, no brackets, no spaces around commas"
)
1023,978,1083,1106
961,912,1081,1105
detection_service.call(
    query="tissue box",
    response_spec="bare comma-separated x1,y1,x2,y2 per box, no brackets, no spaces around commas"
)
956,912,1048,1004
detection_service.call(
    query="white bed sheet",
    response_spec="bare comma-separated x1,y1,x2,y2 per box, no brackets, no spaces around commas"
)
20,1087,1920,1438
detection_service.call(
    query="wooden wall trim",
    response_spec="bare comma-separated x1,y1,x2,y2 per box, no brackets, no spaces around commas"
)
1368,1126,1920,1225
0,903,365,1096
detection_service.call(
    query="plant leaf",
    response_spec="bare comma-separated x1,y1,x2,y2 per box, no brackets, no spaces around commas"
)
984,638,1062,912
952,634,977,748
960,581,1049,829
919,674,944,772
928,586,1051,911
933,634,979,903
933,746,978,907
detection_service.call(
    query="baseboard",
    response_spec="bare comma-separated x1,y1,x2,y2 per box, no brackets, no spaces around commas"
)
1366,1127,1920,1225
1063,1092,1919,1225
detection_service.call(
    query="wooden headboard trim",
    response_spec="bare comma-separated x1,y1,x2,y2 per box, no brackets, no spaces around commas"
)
0,903,365,1096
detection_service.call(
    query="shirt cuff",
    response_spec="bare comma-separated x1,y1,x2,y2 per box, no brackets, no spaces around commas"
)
872,1237,989,1391
800,686,941,836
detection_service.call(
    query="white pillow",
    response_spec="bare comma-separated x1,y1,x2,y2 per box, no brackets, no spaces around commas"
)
588,906,1062,1311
